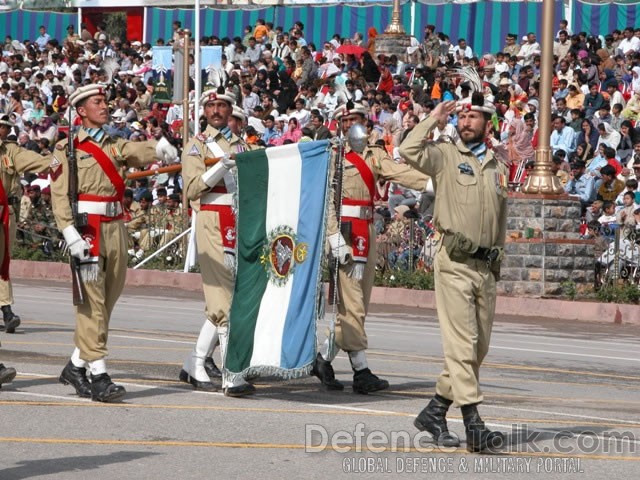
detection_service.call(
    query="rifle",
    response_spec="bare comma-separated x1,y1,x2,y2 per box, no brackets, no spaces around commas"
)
328,136,347,306
125,157,220,181
67,116,87,306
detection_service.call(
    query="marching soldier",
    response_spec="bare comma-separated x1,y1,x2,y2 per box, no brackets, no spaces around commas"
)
50,85,159,403
399,94,508,452
180,87,257,396
313,103,431,394
0,115,50,334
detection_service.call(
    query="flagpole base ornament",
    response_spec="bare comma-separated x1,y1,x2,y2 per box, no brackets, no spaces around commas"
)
520,148,565,195
384,0,406,34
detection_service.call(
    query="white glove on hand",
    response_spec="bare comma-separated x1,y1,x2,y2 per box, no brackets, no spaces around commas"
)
62,225,90,261
201,161,227,188
328,232,352,265
221,155,236,170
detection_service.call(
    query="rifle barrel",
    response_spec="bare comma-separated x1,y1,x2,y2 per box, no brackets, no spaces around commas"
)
126,157,220,180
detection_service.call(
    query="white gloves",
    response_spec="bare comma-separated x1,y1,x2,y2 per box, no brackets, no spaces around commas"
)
221,155,236,170
63,225,90,260
201,159,233,188
328,232,352,264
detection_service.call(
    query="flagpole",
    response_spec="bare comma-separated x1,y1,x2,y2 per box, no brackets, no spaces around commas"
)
182,29,191,149
194,0,201,136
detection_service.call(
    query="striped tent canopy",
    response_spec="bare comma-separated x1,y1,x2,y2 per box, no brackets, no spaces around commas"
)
1,1,567,55
572,1,640,36
146,1,562,56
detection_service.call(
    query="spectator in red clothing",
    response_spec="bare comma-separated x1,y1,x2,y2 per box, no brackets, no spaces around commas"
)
603,145,623,175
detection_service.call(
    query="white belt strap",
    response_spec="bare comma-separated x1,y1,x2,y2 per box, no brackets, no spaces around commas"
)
341,205,373,220
200,192,233,206
77,200,123,217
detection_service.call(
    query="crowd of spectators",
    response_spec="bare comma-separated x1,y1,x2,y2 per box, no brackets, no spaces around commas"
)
6,16,640,272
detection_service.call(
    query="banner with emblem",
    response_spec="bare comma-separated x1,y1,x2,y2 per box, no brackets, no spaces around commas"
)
151,46,173,104
225,140,331,380
201,46,223,89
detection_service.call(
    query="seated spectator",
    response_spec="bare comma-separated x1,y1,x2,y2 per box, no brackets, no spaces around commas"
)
565,159,597,207
616,191,638,228
597,200,617,225
597,164,626,201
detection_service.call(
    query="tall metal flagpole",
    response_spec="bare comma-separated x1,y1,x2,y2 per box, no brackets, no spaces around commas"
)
194,0,201,136
182,29,191,150
521,0,563,194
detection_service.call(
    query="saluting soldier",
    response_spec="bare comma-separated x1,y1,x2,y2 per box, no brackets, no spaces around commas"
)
50,85,159,403
180,87,258,397
399,93,508,452
0,114,50,334
313,102,431,394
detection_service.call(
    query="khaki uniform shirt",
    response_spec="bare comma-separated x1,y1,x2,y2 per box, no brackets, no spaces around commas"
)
182,125,256,210
0,141,50,221
328,143,429,236
398,117,508,249
50,129,157,231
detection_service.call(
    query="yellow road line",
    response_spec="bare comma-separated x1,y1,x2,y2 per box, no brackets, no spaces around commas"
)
0,437,638,461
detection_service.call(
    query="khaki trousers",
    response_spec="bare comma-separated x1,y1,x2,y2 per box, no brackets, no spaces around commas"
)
433,246,496,406
75,221,128,362
335,223,376,352
196,210,233,328
0,211,17,305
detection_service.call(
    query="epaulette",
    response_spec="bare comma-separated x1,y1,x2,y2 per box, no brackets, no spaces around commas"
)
195,133,208,143
55,138,68,150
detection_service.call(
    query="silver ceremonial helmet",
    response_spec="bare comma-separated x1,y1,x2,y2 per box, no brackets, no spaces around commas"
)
347,123,368,154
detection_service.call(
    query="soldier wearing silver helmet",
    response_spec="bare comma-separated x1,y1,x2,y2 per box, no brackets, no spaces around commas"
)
312,101,430,394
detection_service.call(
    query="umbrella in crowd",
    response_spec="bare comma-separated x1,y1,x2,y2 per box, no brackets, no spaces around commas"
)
335,44,366,56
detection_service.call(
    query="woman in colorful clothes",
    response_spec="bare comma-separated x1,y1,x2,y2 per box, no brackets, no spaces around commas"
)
505,118,535,184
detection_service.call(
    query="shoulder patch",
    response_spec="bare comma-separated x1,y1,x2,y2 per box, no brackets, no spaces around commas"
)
50,156,63,181
188,144,201,156
55,143,66,151
196,133,207,142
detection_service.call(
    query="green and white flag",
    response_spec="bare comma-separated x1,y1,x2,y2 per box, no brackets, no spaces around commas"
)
226,141,331,379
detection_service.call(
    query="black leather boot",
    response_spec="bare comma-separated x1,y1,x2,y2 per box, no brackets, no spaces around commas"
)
414,394,460,447
352,368,389,394
223,383,256,397
461,403,505,453
59,361,92,398
179,369,217,391
311,353,344,391
0,363,16,387
2,305,20,334
204,356,222,378
90,373,126,403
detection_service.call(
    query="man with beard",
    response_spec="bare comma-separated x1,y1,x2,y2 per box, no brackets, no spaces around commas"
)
399,93,508,453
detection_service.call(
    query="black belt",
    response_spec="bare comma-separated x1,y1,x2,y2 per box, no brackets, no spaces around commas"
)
470,246,500,264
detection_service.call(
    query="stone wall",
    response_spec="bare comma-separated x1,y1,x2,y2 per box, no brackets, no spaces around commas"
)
498,193,596,297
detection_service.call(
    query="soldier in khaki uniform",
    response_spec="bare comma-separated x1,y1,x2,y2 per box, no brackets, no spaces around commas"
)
312,103,430,394
399,94,508,453
50,85,159,403
180,87,257,397
0,185,16,389
0,115,50,334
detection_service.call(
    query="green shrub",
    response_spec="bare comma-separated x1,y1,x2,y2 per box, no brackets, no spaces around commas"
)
596,284,640,304
375,268,435,290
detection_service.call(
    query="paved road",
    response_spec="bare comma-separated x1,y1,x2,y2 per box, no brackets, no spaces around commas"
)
0,279,639,479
